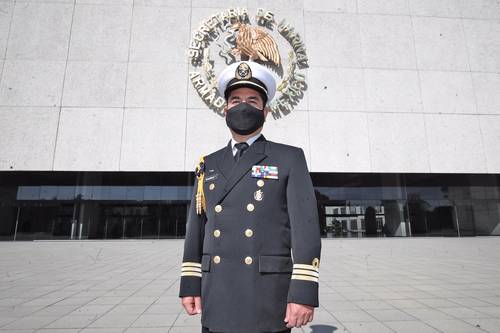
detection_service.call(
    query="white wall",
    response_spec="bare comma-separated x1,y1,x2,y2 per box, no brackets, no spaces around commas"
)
0,0,499,173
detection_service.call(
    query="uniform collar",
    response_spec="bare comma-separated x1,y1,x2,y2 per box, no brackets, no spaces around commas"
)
230,132,263,155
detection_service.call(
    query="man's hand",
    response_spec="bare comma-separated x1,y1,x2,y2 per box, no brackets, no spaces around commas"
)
181,296,202,315
284,302,314,328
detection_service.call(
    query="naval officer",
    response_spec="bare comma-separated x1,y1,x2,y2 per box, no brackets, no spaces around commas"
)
179,61,321,332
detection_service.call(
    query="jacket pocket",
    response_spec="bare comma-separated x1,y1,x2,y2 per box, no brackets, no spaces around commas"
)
201,254,211,272
259,255,293,273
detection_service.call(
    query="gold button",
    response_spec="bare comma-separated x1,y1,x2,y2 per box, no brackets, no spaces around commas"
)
244,256,253,265
213,229,221,237
312,257,320,269
209,183,215,190
213,255,221,264
245,229,253,237
257,179,265,187
215,205,222,213
246,203,254,212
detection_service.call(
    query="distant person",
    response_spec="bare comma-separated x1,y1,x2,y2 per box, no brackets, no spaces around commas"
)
364,206,377,236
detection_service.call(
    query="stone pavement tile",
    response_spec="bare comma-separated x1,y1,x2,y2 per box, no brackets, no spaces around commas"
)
86,297,126,306
385,321,439,333
321,300,359,310
56,296,99,306
0,317,17,327
443,283,472,291
144,302,181,314
426,289,466,298
335,286,365,293
0,315,59,330
458,290,495,298
20,297,62,307
463,318,500,333
331,310,377,322
304,308,339,325
339,291,378,301
71,291,107,299
398,291,436,299
130,313,177,327
354,300,395,310
327,281,352,287
319,292,346,301
44,314,100,329
385,299,426,309
30,305,80,317
450,297,497,307
439,306,493,319
371,291,408,300
482,297,500,306
413,284,446,292
357,286,391,293
80,328,124,333
103,290,137,297
343,322,393,333
173,313,203,326
386,285,420,292
0,305,41,318
402,308,454,320
38,330,79,332
425,319,486,332
471,306,500,318
69,304,115,315
45,290,82,299
365,309,415,321
107,304,150,315
0,298,32,306
87,313,140,328
121,296,158,305
168,327,201,333
416,298,459,308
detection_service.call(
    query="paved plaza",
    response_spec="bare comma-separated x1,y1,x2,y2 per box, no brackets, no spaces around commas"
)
0,238,499,332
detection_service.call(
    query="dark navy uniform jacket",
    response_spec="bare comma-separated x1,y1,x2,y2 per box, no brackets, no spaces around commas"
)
179,134,322,333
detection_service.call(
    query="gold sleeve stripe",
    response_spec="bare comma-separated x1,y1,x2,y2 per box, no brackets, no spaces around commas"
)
181,272,202,277
291,274,319,283
181,267,201,272
293,264,319,272
182,262,201,267
292,269,319,278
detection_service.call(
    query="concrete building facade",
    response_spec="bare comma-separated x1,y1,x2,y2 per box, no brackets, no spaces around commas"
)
0,0,499,240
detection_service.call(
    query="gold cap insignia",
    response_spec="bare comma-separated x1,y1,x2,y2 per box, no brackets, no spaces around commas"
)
235,62,252,80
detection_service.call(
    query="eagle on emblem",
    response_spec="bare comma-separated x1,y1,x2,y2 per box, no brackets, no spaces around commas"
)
231,22,281,66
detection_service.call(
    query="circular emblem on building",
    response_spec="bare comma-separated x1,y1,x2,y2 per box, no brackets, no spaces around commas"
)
187,8,308,119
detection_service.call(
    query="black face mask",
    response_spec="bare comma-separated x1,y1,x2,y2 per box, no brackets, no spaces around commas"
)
225,102,265,135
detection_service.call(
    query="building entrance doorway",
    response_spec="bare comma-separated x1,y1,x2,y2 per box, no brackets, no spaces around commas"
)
407,199,460,236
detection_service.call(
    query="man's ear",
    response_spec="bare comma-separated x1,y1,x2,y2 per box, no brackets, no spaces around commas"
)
223,105,228,117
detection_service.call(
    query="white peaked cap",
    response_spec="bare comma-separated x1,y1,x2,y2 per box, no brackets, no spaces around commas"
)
217,61,277,103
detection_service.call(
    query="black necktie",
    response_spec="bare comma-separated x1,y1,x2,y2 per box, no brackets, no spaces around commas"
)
234,142,249,162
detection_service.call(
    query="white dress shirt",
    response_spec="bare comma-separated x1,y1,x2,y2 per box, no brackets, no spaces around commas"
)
230,132,262,156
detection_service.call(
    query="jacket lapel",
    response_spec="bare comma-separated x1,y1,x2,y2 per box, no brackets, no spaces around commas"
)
214,134,268,204
218,140,234,180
